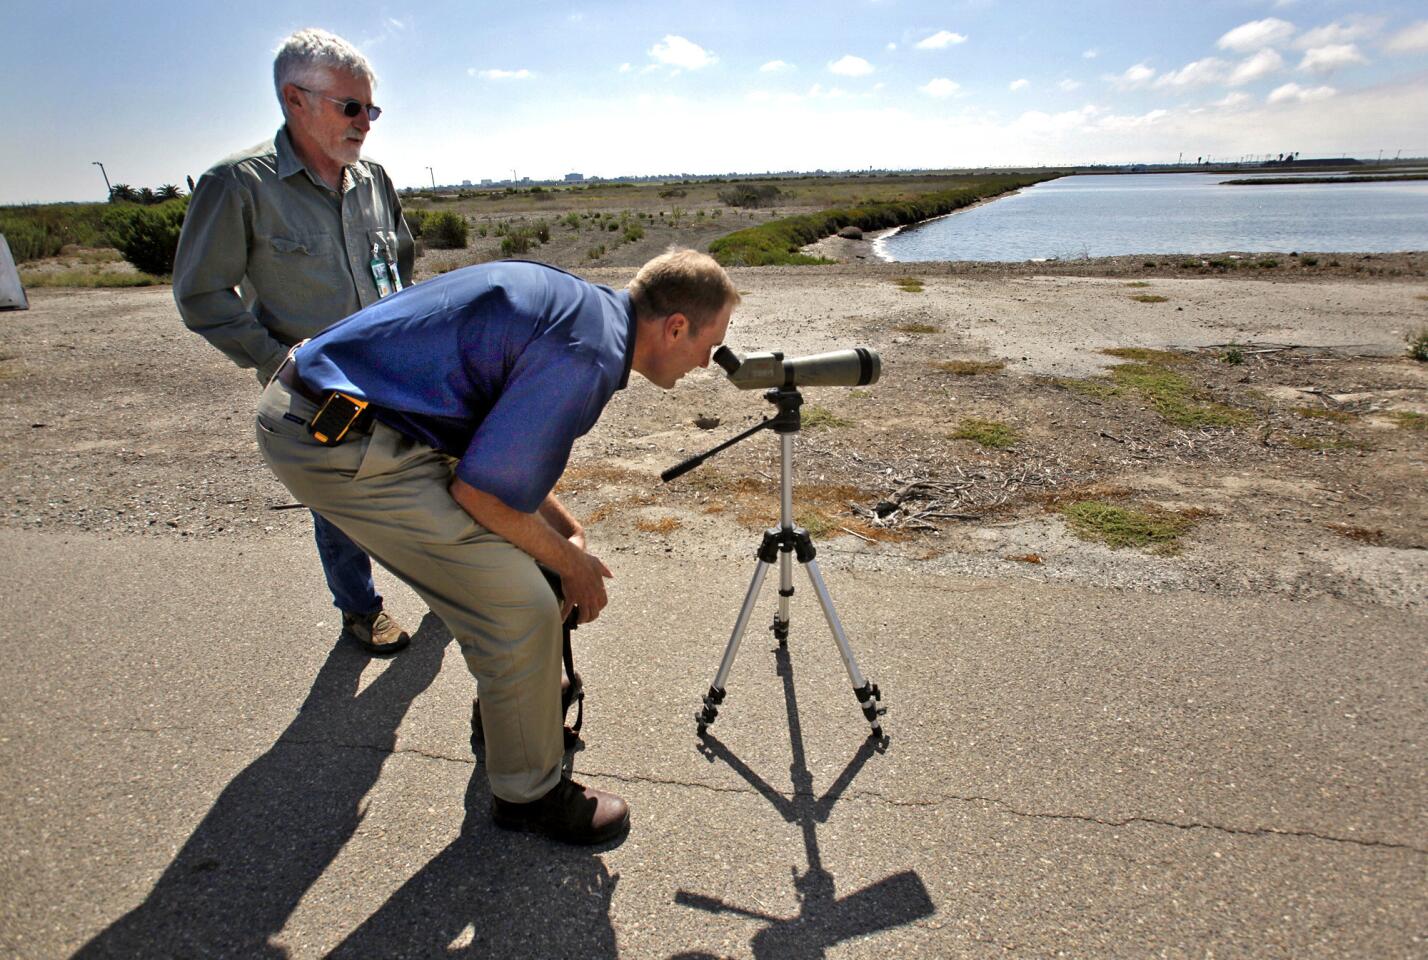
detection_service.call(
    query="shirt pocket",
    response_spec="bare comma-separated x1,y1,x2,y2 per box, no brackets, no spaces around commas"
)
268,233,334,257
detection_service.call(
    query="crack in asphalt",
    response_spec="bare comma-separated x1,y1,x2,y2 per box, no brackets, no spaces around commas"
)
139,732,1425,857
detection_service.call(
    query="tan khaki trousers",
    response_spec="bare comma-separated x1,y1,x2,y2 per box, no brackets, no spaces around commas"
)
255,379,562,802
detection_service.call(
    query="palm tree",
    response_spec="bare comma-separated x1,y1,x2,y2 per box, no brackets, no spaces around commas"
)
137,187,158,205
157,184,183,201
109,183,138,203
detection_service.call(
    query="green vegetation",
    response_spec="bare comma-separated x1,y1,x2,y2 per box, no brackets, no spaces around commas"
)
102,199,188,275
1407,327,1428,362
0,203,112,261
1288,435,1371,451
933,359,1005,375
1131,293,1169,303
708,174,1057,266
1388,411,1425,430
1294,406,1357,423
893,277,924,293
802,405,854,430
1125,281,1152,288
623,223,645,243
1107,362,1251,427
1060,500,1196,553
1222,344,1245,365
1102,347,1188,365
18,269,163,288
586,244,606,260
894,322,940,334
423,211,468,249
718,184,783,208
952,418,1018,448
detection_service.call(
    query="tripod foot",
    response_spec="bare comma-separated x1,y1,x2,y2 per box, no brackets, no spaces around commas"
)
696,685,726,736
854,681,885,736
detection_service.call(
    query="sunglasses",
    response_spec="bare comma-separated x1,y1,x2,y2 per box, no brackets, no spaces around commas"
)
295,85,382,122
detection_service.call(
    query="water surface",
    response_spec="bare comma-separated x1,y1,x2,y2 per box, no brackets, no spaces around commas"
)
878,173,1428,262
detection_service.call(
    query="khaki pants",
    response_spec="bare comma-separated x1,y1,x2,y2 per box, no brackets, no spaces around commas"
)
256,379,562,802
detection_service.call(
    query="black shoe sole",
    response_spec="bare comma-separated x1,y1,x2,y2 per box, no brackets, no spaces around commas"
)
491,804,630,845
342,629,410,656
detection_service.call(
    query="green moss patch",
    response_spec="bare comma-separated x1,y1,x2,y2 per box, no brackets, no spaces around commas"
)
1102,347,1190,365
894,322,940,334
933,359,1006,375
1131,294,1169,303
1060,500,1196,553
893,277,925,293
952,418,1019,449
802,405,854,430
1108,363,1252,428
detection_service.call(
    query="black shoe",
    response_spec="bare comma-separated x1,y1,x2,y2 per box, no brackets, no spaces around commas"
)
472,670,583,748
492,777,630,845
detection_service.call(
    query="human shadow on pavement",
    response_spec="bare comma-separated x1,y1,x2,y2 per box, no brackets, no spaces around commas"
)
326,754,620,958
675,643,935,959
72,612,450,959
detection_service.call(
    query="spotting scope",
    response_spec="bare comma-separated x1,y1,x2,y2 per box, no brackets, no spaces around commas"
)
713,346,880,390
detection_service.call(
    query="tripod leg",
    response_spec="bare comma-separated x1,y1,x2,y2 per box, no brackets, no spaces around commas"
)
773,542,793,645
803,558,884,738
698,558,774,735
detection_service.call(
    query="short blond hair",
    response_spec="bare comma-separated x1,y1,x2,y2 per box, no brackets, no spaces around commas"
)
628,248,740,333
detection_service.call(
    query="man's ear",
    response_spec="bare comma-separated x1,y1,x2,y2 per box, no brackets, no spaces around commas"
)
664,312,689,341
282,83,306,115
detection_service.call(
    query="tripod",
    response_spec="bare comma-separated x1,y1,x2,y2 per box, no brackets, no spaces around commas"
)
662,386,885,739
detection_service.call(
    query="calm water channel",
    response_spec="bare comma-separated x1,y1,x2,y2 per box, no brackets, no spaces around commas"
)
877,172,1428,262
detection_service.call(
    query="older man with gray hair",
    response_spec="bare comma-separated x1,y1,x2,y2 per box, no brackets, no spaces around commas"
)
175,28,415,655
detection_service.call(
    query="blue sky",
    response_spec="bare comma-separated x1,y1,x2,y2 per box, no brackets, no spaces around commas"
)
4,0,1428,203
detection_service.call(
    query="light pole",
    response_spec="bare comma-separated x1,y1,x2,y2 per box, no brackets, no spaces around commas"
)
425,166,436,190
92,161,111,197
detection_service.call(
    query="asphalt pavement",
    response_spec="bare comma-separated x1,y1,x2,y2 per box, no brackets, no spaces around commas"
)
1,523,1424,959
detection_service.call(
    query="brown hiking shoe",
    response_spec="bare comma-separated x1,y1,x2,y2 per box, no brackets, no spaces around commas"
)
492,777,630,845
341,608,410,655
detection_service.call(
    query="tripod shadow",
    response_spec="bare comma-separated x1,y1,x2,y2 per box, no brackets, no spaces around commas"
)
73,613,450,959
676,644,934,959
326,760,620,958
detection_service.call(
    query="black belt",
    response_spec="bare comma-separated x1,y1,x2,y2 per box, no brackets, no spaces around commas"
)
276,361,375,439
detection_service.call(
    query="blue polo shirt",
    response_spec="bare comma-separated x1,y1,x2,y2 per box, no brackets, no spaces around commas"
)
294,260,636,512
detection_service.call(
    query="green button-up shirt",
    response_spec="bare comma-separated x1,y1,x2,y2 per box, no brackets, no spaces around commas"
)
173,127,414,382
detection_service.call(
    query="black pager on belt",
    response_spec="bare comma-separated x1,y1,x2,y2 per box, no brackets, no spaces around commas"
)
309,392,369,445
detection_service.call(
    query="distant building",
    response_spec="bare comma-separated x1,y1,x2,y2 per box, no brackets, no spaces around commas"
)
480,179,493,186
565,172,584,182
462,179,472,187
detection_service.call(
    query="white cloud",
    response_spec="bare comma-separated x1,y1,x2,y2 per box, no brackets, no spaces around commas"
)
1298,44,1367,73
1082,48,1099,59
1110,63,1156,89
386,17,407,30
885,42,897,52
1154,57,1229,88
1009,78,1030,91
1218,18,1296,53
1268,82,1336,104
649,35,717,70
618,63,632,74
915,30,967,50
1214,91,1251,108
828,55,875,77
1295,16,1383,49
1384,21,1428,54
760,60,794,73
920,78,961,97
475,68,533,80
1058,78,1082,92
1229,48,1285,85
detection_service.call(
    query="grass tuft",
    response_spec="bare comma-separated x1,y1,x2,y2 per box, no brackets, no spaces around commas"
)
1387,411,1425,430
634,516,682,534
1102,347,1189,365
802,405,855,430
1131,294,1169,303
19,269,163,288
894,322,940,334
952,418,1018,449
893,277,925,293
1407,327,1428,362
1124,281,1152,288
1108,362,1252,428
1060,500,1196,553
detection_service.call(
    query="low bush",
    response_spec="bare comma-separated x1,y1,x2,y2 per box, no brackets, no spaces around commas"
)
0,202,111,261
500,229,536,256
424,211,468,249
623,223,645,243
1408,327,1428,363
102,198,188,275
403,208,430,237
718,184,783,208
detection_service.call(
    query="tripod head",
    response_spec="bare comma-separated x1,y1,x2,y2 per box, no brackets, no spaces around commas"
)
660,386,807,483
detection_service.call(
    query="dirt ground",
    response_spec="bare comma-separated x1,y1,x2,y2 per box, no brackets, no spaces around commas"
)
2,251,1425,617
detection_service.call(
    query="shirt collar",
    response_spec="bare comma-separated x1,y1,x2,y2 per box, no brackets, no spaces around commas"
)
275,125,371,189
617,290,636,390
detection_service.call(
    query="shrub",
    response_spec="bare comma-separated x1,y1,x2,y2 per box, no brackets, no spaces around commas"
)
423,211,468,249
0,203,110,261
500,229,536,256
1408,327,1428,363
586,244,606,260
534,219,551,243
623,223,645,243
403,208,430,237
102,198,188,275
718,184,783,208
